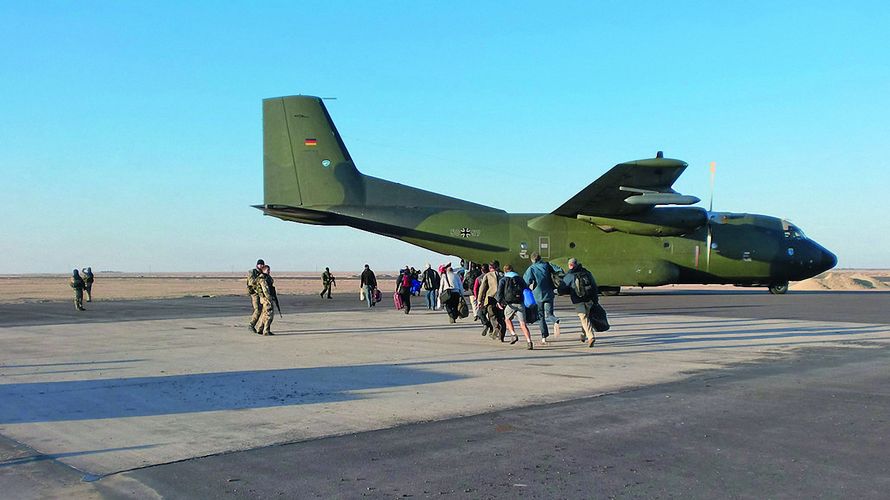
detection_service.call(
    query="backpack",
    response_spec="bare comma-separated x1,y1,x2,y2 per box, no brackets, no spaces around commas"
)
462,268,480,292
573,270,596,301
504,275,524,304
397,273,410,294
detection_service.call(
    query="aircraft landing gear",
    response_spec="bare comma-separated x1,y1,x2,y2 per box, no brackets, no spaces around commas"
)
768,282,789,295
600,287,621,296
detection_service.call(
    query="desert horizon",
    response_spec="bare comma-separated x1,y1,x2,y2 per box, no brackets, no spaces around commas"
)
2,269,887,304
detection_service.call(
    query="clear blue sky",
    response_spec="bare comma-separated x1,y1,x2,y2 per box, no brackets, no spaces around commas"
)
2,1,888,273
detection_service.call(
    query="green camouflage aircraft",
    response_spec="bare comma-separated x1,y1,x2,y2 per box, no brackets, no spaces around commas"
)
257,95,836,294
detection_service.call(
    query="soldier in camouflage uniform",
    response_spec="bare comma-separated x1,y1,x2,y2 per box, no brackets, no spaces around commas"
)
69,269,86,311
320,267,336,299
82,267,95,302
255,264,276,336
246,259,265,333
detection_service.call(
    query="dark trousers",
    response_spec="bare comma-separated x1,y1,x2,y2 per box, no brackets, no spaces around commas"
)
321,283,332,298
444,292,460,320
484,297,506,339
400,291,411,313
478,304,491,329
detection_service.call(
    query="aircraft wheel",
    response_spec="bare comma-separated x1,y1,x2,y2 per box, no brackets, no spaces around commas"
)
768,282,789,295
600,287,621,297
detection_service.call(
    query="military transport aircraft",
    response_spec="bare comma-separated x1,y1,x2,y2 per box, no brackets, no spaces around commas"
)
257,95,836,295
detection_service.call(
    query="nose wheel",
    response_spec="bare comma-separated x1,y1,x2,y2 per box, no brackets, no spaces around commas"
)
768,282,789,294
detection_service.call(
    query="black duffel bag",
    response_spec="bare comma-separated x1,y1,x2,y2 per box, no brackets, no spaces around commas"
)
589,302,610,332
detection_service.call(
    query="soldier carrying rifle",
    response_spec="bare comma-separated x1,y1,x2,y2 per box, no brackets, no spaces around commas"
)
255,264,279,336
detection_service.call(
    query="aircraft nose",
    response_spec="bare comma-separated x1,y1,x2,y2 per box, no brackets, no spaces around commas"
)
818,248,837,274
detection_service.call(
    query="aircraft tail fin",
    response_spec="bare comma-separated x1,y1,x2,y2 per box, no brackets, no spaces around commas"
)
263,96,364,208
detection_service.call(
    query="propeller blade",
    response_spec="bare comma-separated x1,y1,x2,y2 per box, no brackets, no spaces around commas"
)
708,161,716,213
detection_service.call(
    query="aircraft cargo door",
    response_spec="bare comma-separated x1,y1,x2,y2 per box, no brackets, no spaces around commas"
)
539,236,550,259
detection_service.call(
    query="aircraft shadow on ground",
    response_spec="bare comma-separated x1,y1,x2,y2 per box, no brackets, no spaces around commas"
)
0,444,159,469
387,322,889,367
0,359,148,369
0,365,464,424
605,324,887,347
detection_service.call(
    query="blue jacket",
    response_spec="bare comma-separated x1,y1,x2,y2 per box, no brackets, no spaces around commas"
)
523,260,563,303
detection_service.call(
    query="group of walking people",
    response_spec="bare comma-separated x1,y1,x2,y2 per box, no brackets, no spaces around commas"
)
469,254,606,350
393,254,609,350
244,255,609,348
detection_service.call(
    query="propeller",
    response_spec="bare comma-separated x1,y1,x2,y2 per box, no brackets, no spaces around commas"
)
705,162,716,271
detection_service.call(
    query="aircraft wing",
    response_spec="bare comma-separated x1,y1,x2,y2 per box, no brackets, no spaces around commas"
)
552,155,698,217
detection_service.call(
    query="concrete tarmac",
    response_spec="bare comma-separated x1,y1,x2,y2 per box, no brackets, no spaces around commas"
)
108,345,890,499
1,290,889,498
3,289,888,327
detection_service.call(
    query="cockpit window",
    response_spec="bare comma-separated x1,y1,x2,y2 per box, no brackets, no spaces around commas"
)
784,225,805,239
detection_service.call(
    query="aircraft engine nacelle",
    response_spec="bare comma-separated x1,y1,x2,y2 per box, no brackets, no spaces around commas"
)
579,207,708,237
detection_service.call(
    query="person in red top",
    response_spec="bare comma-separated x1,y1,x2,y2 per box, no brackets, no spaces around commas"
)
397,266,412,314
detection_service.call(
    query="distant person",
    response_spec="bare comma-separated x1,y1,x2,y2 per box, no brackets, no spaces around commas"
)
523,253,563,344
255,264,276,335
557,258,606,348
320,267,336,299
360,264,378,308
246,259,265,333
82,267,95,302
422,263,440,310
496,264,534,349
477,261,505,340
69,269,86,311
439,262,462,323
409,267,421,296
397,266,412,314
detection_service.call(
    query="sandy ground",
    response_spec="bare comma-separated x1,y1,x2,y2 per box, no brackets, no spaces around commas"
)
0,272,399,304
1,269,886,304
791,269,890,291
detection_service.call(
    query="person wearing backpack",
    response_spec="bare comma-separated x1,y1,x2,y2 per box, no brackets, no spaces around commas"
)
477,260,506,340
473,263,491,331
397,266,413,314
463,263,483,321
557,258,607,348
495,264,535,350
422,264,441,310
82,267,95,302
69,269,86,311
246,259,265,333
523,252,564,345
